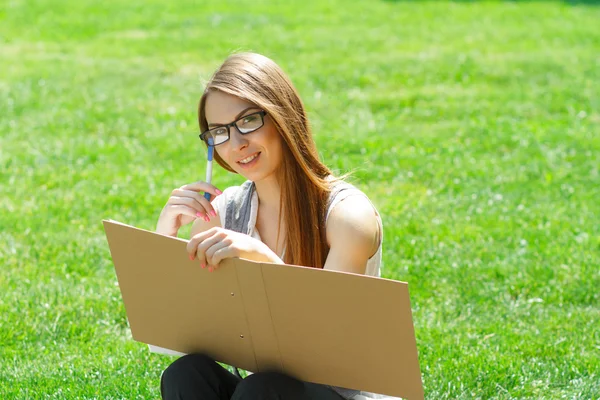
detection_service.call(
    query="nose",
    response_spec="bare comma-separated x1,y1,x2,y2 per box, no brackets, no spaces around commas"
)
228,126,249,151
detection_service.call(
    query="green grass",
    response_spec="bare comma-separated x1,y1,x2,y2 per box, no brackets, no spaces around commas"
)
1,0,599,398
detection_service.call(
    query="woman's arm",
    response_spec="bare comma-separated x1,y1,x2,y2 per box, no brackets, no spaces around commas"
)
189,189,226,237
187,192,284,269
190,209,221,236
323,195,381,274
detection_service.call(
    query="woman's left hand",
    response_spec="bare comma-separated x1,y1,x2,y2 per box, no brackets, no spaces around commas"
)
186,227,283,271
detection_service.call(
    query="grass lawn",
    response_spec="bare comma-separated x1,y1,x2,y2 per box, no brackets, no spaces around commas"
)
1,0,599,398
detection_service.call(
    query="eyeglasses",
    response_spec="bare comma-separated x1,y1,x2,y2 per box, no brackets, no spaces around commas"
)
199,110,267,146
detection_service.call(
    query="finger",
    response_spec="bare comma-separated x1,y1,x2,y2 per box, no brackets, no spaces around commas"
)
188,227,222,251
172,189,217,218
187,227,223,261
205,237,235,267
166,204,206,222
186,227,217,259
205,242,230,270
195,234,224,268
209,247,239,271
168,197,210,221
180,181,223,197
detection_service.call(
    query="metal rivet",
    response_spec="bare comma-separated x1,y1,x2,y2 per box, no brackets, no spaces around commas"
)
240,334,244,339
231,292,235,296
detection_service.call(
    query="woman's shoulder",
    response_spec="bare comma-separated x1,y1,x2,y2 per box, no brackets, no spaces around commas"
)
326,175,369,196
325,177,381,255
327,192,380,232
326,177,378,215
325,193,381,264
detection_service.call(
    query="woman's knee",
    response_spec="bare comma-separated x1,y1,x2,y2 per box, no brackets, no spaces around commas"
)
232,371,303,399
161,353,215,388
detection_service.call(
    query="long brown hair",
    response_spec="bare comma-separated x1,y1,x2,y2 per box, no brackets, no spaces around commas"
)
198,52,334,268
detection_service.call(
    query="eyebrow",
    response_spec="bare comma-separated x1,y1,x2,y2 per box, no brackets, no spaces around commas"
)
207,106,260,128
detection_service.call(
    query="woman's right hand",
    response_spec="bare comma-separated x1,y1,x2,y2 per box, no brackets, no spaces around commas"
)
156,181,223,237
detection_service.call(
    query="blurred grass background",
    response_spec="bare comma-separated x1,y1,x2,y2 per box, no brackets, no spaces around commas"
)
1,0,599,398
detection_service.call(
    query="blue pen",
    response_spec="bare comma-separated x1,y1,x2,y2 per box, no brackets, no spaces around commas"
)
204,138,214,201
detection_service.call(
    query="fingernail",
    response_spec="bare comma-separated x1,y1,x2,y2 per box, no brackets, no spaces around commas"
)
215,189,223,195
189,254,194,261
196,212,203,217
208,267,214,272
203,215,210,222
200,263,205,269
210,210,217,217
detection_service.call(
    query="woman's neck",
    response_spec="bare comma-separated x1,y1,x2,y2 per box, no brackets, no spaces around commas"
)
254,175,281,214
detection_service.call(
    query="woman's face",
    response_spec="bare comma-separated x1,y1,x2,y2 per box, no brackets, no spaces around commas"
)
204,90,283,183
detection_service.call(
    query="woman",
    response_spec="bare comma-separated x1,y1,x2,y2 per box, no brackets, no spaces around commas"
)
156,52,383,400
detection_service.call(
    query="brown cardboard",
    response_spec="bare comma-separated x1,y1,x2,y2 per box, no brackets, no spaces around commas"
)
103,220,424,399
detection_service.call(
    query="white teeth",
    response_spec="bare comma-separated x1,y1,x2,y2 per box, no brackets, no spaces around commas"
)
239,153,259,164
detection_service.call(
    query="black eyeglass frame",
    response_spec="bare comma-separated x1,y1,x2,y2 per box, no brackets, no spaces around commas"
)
199,110,268,146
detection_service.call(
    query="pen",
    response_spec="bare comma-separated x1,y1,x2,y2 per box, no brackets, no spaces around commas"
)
204,138,214,201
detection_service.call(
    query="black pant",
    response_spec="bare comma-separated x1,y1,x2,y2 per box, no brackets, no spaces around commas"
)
161,353,345,400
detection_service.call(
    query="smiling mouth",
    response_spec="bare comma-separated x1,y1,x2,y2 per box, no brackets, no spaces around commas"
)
238,152,260,165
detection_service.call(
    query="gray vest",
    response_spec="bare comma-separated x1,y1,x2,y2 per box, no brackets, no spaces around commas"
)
223,180,255,234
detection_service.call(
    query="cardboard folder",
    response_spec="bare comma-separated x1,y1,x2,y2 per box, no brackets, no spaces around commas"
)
103,220,424,399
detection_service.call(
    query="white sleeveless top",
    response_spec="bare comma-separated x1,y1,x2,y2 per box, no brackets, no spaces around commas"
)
211,180,396,400
212,179,383,277
150,180,396,399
